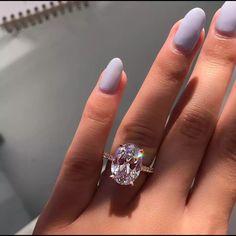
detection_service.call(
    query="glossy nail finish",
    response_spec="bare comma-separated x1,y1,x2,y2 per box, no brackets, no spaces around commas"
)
174,8,206,53
216,1,236,36
99,58,123,94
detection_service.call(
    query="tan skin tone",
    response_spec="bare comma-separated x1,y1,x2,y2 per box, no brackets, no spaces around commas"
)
34,10,236,235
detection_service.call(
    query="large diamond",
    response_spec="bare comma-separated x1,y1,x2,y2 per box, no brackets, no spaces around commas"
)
111,143,144,185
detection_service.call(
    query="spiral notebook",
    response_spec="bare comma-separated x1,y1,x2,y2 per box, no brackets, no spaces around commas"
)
0,1,89,32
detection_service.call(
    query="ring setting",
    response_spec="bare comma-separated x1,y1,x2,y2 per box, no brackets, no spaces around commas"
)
103,143,154,186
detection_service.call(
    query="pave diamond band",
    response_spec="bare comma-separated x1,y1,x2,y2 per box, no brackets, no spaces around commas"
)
103,143,154,186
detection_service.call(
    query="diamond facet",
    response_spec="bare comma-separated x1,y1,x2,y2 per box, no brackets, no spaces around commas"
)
111,143,144,185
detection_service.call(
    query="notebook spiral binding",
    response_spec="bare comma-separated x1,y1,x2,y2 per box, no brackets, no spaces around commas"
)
0,1,89,33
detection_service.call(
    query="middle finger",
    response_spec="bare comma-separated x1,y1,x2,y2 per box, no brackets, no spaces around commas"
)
145,6,236,207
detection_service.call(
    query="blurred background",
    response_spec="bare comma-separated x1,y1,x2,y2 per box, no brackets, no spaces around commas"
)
0,1,235,234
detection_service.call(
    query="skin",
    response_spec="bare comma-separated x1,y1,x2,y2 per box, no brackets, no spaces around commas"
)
34,9,236,235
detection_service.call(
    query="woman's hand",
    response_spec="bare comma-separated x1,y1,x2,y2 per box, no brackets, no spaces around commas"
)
34,2,236,234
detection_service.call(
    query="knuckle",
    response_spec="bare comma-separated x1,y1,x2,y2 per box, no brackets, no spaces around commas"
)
83,98,115,126
120,121,158,148
155,56,189,84
202,37,236,64
63,150,102,182
178,108,215,144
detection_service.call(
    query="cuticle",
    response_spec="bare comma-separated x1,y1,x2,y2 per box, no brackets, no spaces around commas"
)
214,29,236,40
170,42,191,57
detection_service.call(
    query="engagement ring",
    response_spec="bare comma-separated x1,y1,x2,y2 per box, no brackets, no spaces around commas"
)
103,143,154,186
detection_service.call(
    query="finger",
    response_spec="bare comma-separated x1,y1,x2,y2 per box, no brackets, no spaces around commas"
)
95,8,205,206
188,1,236,222
189,2,236,219
145,3,236,206
187,80,236,231
34,58,127,231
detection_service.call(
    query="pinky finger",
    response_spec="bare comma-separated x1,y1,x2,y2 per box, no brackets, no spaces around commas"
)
34,58,127,232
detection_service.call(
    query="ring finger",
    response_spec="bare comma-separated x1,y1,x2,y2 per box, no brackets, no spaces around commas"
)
95,8,206,206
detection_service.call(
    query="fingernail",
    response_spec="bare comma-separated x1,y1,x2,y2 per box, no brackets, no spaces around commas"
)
216,1,236,37
99,58,123,94
174,8,206,53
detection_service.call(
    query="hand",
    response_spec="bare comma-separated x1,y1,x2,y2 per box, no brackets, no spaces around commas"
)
34,2,236,235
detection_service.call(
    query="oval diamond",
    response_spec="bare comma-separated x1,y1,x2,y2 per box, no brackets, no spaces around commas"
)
111,143,144,185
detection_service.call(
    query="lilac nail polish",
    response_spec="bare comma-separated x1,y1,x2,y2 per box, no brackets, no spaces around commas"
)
174,8,206,53
216,1,236,36
99,58,123,94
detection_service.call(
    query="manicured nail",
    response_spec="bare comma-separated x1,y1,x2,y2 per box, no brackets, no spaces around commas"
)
174,8,206,53
216,1,236,37
99,58,123,94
